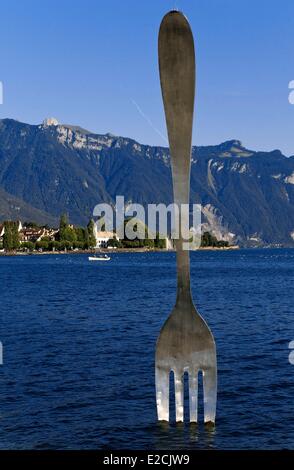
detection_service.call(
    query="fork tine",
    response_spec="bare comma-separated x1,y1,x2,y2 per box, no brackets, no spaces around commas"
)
189,372,198,422
203,368,217,423
174,370,184,422
155,367,169,421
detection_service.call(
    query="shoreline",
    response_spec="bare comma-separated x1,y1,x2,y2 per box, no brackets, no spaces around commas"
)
0,245,243,256
2,245,294,256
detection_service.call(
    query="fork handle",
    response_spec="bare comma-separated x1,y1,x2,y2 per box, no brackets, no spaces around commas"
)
158,11,195,302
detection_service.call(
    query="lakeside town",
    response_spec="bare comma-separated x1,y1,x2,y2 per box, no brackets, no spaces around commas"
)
0,215,233,254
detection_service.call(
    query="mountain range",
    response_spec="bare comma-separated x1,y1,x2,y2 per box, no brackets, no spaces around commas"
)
0,117,293,246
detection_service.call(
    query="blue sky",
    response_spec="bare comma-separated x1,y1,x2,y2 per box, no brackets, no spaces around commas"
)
0,0,294,154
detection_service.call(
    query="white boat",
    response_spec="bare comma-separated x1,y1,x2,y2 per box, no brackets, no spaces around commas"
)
88,254,111,261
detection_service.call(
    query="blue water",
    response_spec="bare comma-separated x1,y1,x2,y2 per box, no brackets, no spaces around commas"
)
0,249,294,449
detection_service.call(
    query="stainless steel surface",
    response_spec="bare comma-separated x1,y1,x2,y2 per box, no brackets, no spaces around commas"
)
155,10,217,423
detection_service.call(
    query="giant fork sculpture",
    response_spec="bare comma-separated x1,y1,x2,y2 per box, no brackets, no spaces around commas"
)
155,10,217,423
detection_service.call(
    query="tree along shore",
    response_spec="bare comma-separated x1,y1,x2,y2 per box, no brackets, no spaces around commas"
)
0,214,232,254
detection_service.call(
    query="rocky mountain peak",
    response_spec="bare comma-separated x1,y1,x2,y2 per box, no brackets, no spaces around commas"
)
218,139,254,157
0,118,293,246
42,117,59,128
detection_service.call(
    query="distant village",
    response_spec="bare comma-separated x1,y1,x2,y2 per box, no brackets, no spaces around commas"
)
0,215,230,254
0,215,168,253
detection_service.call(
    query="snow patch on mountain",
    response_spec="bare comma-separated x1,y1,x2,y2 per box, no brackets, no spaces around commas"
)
211,161,224,172
43,117,59,127
231,162,248,173
285,172,294,184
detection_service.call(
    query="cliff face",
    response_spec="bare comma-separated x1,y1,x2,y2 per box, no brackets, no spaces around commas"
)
0,118,293,245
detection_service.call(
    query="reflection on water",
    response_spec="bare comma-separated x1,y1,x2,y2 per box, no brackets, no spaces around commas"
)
152,421,216,449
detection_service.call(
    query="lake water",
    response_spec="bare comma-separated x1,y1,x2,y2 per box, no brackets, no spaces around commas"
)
0,249,294,449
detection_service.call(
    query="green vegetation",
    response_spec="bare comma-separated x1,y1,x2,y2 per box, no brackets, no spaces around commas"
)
1,214,99,253
1,215,230,254
21,241,35,252
155,232,167,249
201,231,229,248
87,219,96,248
120,218,166,249
0,212,175,254
3,221,20,251
57,214,96,249
59,214,77,243
107,236,122,248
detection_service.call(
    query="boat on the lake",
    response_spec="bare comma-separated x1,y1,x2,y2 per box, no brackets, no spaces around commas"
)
88,253,111,261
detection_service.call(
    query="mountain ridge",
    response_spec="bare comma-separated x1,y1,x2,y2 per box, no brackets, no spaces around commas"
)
0,118,293,246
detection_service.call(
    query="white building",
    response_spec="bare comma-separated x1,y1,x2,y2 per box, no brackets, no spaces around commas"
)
95,230,118,248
